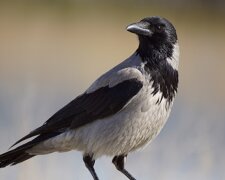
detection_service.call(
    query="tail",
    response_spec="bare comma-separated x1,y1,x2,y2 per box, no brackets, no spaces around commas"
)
0,149,35,168
0,132,61,167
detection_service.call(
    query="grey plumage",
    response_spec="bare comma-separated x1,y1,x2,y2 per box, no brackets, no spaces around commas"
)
0,16,179,180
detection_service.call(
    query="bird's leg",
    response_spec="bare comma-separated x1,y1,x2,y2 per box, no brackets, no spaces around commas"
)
112,155,136,180
83,154,99,180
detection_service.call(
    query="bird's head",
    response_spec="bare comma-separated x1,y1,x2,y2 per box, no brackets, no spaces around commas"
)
127,16,178,64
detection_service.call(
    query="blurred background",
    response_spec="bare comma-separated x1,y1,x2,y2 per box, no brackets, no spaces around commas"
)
0,0,225,180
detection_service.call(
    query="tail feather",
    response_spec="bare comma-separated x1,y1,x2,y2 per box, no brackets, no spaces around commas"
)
0,132,61,167
0,151,35,168
11,153,35,166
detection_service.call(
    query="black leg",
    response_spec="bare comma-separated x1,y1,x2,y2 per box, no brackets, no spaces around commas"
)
83,154,99,180
112,155,136,180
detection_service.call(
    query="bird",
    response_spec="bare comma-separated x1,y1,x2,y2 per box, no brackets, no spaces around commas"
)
0,16,179,180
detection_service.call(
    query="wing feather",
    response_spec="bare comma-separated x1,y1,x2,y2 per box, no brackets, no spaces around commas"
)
11,78,143,148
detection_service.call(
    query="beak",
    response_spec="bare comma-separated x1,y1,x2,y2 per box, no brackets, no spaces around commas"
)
126,21,152,36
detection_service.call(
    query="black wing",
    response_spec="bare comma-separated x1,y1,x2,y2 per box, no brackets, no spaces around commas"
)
11,78,143,147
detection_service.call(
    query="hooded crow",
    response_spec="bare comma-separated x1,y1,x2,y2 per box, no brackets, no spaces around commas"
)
0,16,179,180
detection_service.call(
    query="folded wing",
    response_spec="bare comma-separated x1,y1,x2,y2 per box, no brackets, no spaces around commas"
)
11,69,143,148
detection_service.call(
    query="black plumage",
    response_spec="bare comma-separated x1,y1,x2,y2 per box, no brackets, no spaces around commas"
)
0,79,142,167
0,16,179,180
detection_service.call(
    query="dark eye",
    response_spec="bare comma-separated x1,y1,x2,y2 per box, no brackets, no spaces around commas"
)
156,24,164,32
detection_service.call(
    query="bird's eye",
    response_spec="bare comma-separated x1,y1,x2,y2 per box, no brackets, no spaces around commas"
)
156,25,164,32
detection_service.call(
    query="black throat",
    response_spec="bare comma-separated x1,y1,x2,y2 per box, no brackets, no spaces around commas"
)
136,36,178,104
